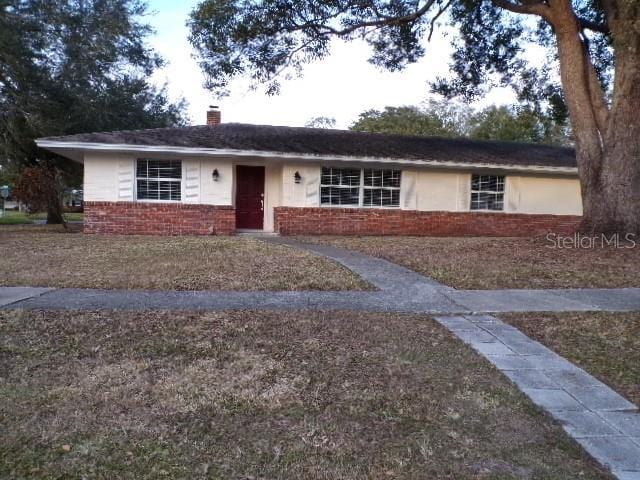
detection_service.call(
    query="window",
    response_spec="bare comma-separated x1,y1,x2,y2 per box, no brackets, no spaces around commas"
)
363,169,401,207
320,167,401,207
470,174,505,211
136,159,182,201
320,167,361,206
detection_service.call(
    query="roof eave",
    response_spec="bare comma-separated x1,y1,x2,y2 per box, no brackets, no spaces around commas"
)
35,139,579,175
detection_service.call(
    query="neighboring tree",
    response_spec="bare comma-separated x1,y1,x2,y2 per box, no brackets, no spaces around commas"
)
0,0,187,222
350,102,570,145
305,116,337,128
469,105,571,146
13,165,66,224
188,0,639,234
350,102,469,137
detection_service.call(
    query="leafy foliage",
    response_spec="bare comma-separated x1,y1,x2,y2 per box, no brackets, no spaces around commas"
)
188,0,611,114
188,0,437,95
351,102,570,145
305,116,337,129
0,0,187,187
468,105,571,145
351,104,467,138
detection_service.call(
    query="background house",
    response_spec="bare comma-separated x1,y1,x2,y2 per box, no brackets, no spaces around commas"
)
36,108,582,236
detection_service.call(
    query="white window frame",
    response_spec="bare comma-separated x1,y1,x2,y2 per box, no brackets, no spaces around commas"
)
319,167,402,208
319,167,362,207
470,174,506,212
135,158,183,203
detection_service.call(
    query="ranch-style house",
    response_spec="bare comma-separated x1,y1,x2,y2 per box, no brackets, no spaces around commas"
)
36,108,582,236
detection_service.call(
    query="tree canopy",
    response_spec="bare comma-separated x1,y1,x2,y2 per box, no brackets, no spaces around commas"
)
351,103,466,138
468,105,570,145
350,102,571,146
188,0,610,111
0,0,187,185
305,116,337,129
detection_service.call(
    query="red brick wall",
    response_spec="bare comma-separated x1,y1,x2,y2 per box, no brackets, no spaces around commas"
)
274,207,581,237
84,202,235,235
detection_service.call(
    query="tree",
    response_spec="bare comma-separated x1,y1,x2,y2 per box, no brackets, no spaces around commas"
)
469,105,571,146
351,102,469,137
188,0,639,234
351,102,570,145
13,165,66,225
0,0,187,223
305,116,337,128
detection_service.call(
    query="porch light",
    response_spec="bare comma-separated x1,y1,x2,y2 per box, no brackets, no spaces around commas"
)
212,169,220,181
294,171,302,184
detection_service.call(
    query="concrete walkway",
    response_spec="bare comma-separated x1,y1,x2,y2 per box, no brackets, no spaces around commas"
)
0,286,53,307
6,284,640,313
435,314,640,479
3,238,640,313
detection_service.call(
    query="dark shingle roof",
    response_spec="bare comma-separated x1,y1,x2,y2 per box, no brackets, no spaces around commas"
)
40,123,576,169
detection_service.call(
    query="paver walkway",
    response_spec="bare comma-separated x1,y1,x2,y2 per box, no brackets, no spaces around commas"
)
434,314,640,479
2,237,640,478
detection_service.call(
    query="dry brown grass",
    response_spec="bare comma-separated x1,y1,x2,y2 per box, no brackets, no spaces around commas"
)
0,309,611,479
299,236,640,289
503,312,640,405
0,226,369,291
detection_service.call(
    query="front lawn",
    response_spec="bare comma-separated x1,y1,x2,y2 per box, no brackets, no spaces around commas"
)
299,236,639,289
0,227,368,291
0,210,83,225
503,312,640,405
0,309,610,479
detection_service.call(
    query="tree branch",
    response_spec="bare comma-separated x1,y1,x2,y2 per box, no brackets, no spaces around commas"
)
311,0,438,36
578,17,609,34
492,0,551,19
428,0,453,41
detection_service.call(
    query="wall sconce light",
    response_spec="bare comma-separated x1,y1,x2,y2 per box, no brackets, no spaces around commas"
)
294,171,302,184
212,169,220,182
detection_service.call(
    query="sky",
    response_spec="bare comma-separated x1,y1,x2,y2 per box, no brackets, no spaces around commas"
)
146,0,518,129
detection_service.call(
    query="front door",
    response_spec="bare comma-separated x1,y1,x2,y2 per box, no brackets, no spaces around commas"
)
235,165,265,230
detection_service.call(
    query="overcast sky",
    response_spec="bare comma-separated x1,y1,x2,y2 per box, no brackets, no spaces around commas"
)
147,0,517,128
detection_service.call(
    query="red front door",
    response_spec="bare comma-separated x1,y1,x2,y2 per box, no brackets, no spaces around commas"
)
235,166,265,230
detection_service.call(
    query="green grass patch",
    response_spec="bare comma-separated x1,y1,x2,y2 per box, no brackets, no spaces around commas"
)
0,210,84,225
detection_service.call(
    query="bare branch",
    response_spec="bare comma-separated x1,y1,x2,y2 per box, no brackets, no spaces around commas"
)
428,0,453,42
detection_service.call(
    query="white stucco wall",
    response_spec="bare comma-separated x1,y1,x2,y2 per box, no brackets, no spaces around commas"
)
281,164,321,207
506,175,583,215
83,153,234,206
82,153,583,226
264,164,283,232
200,158,233,205
84,153,132,202
278,163,582,216
412,170,471,212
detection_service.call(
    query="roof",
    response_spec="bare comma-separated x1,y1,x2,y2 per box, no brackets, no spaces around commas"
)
37,123,577,172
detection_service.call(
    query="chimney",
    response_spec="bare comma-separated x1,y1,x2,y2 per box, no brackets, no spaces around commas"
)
207,105,221,126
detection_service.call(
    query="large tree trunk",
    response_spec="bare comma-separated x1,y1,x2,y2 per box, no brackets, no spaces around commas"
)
46,166,66,226
46,200,65,225
552,0,640,235
582,122,640,234
589,1,640,235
